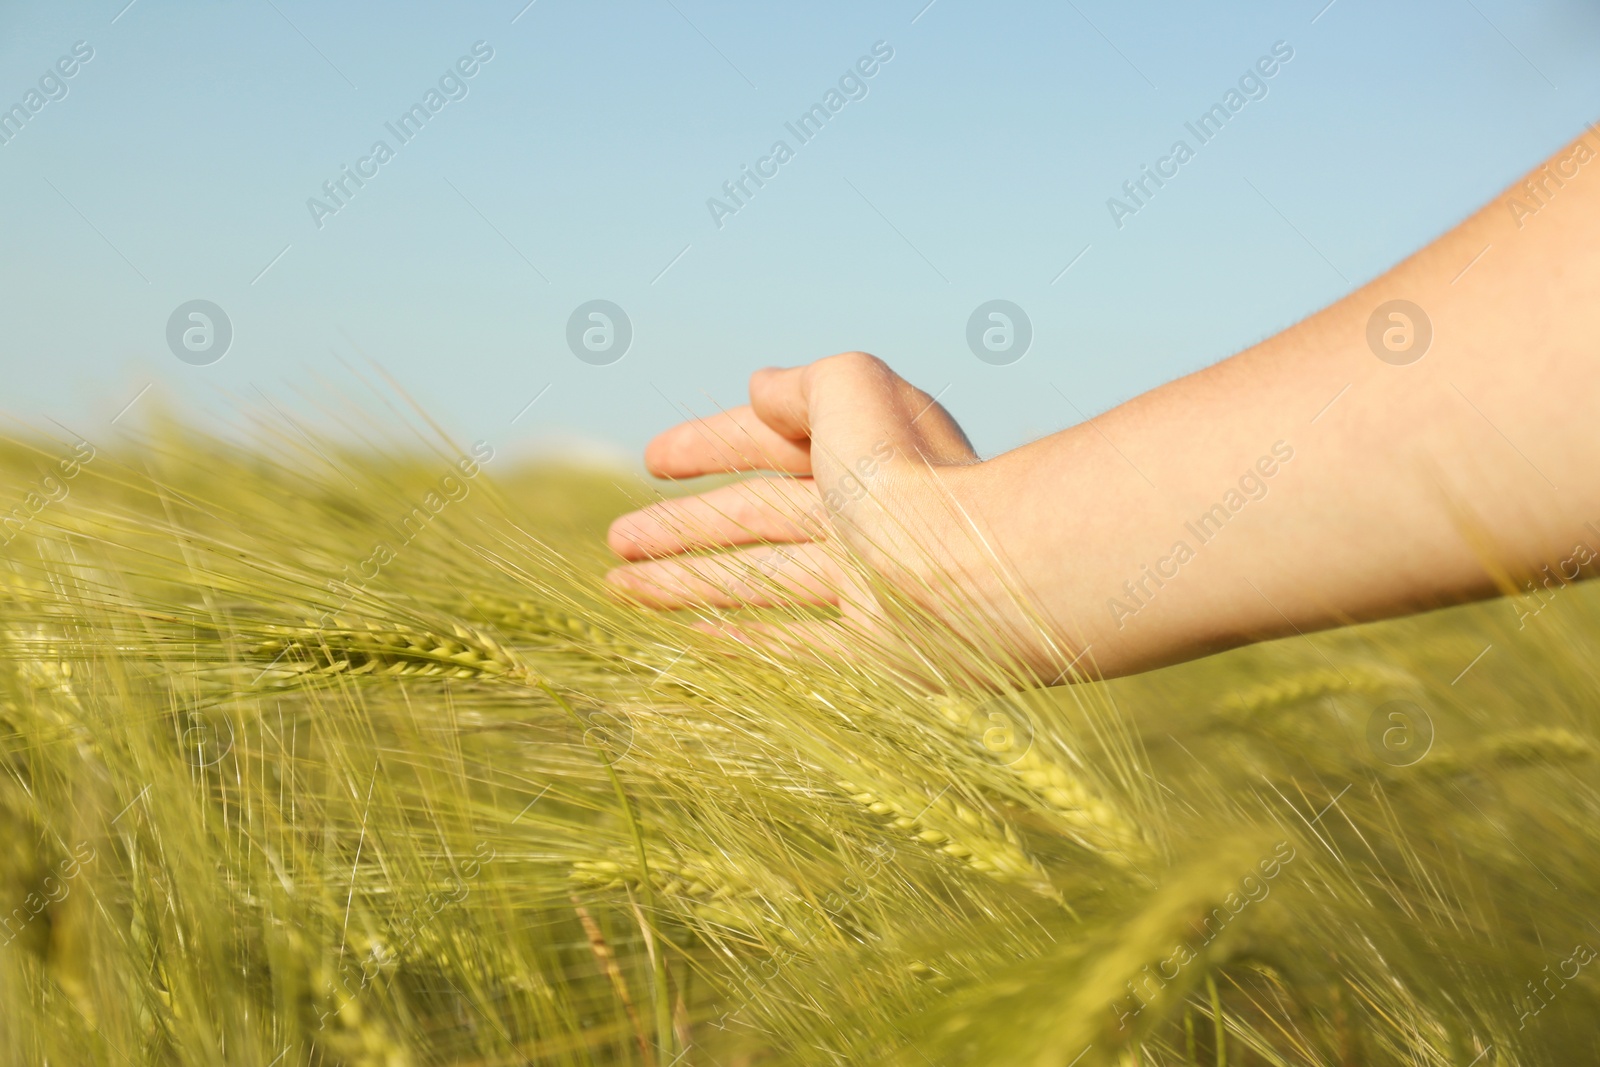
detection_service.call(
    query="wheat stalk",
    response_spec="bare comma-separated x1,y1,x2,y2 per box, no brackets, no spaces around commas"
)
5,420,1600,1066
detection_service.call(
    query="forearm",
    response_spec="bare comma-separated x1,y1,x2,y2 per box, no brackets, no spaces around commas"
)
990,129,1600,676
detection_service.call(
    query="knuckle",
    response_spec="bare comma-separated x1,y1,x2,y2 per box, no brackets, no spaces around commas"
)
725,490,767,528
822,351,887,377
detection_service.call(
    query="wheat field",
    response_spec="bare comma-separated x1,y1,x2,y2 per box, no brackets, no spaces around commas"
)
2,405,1597,1066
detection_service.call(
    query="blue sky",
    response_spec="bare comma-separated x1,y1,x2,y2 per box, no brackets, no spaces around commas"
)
2,0,1597,462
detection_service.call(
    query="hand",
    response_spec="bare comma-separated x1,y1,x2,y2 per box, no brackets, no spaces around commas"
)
605,353,1050,676
615,130,1600,684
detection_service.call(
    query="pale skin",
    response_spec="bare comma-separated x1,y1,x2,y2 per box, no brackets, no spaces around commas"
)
607,129,1600,681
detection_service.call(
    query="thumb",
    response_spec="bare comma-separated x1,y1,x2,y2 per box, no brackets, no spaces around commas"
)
749,353,974,476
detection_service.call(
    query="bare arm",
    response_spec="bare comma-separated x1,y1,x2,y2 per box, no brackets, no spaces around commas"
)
999,127,1600,674
608,129,1600,680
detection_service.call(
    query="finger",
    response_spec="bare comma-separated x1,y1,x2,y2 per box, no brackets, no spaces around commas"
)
745,365,813,442
606,543,844,610
609,477,827,561
643,405,811,479
750,354,977,474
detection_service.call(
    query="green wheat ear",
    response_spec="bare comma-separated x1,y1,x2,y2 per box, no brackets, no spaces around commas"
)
570,853,804,947
905,837,1290,1066
1419,727,1597,778
248,619,525,683
834,759,1056,898
8,419,1600,1065
1476,726,1596,765
467,596,635,649
927,693,1147,864
1213,664,1422,722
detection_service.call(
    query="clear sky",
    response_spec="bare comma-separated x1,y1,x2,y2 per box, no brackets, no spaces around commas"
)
2,0,1597,463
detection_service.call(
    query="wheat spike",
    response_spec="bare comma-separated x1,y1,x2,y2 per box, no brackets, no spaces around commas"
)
834,757,1053,897
928,693,1146,864
1215,664,1421,721
1419,727,1597,777
249,618,524,683
570,854,801,947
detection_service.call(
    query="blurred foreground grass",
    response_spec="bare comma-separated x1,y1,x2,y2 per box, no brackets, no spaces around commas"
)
1,413,1597,1066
